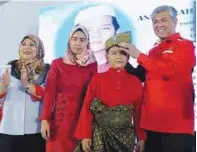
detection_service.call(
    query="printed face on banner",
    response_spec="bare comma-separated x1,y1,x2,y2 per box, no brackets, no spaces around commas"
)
38,3,134,64
74,5,119,53
78,15,116,52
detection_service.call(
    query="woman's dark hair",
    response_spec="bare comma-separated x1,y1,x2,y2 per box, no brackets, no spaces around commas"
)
112,17,120,33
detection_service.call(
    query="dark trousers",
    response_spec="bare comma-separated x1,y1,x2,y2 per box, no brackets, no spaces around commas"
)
0,133,45,152
145,131,194,152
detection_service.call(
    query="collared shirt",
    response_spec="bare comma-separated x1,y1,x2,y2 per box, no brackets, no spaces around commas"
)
137,33,196,135
75,68,146,140
0,76,43,135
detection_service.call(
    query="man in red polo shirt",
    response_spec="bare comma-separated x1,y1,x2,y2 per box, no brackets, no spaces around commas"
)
120,5,196,152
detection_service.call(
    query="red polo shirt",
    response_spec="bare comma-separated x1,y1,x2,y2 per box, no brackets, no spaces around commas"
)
138,33,196,135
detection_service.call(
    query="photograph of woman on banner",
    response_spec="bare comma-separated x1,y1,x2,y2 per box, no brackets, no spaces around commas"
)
44,3,134,70
0,35,50,152
75,31,146,152
40,25,97,152
74,5,120,73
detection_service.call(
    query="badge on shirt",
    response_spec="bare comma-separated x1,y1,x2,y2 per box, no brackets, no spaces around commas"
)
162,47,174,54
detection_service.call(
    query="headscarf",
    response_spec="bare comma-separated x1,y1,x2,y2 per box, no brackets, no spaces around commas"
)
63,25,96,67
105,31,132,51
20,34,45,59
9,35,49,85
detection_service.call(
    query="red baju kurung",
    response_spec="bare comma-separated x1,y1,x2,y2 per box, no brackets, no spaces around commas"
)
40,58,97,152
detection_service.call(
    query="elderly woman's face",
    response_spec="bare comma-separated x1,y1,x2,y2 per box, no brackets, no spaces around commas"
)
69,31,88,55
19,38,37,61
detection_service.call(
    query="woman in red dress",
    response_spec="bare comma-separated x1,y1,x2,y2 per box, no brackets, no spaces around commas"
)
40,25,97,152
75,32,146,152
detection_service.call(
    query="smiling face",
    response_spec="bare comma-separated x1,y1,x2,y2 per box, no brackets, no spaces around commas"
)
19,38,37,61
80,15,116,52
106,46,128,69
152,11,177,40
69,30,88,55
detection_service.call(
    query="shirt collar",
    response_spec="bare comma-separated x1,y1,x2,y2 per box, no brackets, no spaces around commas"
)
154,33,181,45
108,68,126,75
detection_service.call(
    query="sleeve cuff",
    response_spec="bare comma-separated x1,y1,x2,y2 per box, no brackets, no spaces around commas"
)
74,125,92,140
137,53,149,65
74,133,92,140
39,115,50,121
35,85,44,96
137,129,147,140
31,85,44,101
0,92,6,99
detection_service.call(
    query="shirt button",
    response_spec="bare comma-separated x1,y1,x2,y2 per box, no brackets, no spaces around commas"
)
117,87,120,89
118,81,120,83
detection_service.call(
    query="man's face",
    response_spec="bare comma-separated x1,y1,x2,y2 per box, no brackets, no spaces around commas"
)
80,15,116,52
152,11,177,40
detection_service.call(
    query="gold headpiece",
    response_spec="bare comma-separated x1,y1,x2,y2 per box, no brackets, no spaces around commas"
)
105,31,132,50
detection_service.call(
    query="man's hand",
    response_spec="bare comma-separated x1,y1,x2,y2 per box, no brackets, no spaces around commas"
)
119,42,141,59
